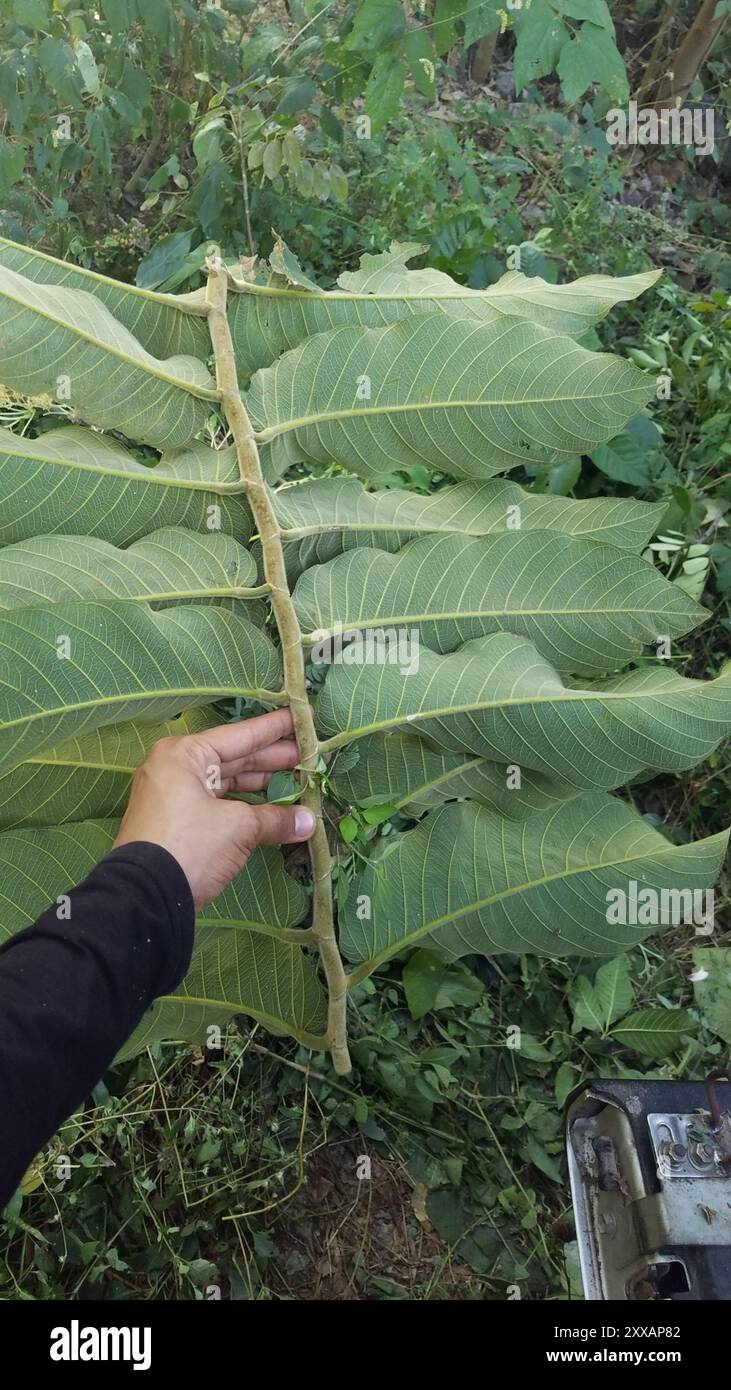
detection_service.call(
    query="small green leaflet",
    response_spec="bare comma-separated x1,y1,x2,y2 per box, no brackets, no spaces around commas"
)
570,956,634,1033
610,1008,696,1058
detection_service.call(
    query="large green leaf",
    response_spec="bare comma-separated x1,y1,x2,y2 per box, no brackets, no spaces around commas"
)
0,426,248,546
0,602,281,772
0,817,325,1051
293,532,704,675
117,923,327,1059
0,818,115,937
515,0,571,88
340,794,728,968
230,239,660,373
274,475,667,582
0,263,217,448
330,731,577,817
121,843,326,1057
0,234,210,359
0,811,312,945
246,314,654,481
0,528,259,611
335,248,656,330
317,634,731,790
0,708,219,830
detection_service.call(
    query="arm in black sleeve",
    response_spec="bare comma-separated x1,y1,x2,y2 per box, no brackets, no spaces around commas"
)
0,843,195,1210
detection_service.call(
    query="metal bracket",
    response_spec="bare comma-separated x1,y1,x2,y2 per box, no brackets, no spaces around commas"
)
648,1112,731,1180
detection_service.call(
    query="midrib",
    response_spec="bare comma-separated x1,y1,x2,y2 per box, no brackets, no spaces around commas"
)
256,394,642,440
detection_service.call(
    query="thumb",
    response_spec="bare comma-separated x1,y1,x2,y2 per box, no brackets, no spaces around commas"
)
235,801,318,849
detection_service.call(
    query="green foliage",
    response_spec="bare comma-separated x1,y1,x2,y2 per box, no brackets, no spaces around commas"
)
0,235,727,1071
0,0,349,270
609,1006,697,1058
2,932,723,1299
1,5,730,1297
569,957,699,1058
340,0,627,132
0,0,633,283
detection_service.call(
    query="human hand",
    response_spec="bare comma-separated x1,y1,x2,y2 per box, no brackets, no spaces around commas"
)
113,710,315,908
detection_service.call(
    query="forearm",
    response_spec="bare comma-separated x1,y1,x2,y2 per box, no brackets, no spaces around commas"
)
0,843,194,1210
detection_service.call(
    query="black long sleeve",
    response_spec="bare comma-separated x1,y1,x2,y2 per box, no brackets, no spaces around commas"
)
0,843,195,1210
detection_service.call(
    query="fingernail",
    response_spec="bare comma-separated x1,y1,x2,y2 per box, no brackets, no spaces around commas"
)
295,808,316,837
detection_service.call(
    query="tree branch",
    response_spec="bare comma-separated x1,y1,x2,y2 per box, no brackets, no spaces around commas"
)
204,255,351,1075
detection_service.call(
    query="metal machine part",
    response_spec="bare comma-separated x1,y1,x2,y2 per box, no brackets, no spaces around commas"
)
566,1075,731,1300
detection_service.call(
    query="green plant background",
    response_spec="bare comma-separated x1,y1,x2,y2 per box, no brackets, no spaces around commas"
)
0,0,730,1301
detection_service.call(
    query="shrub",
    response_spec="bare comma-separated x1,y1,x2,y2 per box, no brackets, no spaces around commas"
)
0,234,727,1073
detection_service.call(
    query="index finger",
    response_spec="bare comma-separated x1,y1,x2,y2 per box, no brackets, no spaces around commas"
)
189,709,295,767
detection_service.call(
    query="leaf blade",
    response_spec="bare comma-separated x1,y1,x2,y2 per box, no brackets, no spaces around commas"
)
0,263,216,448
610,1007,694,1058
0,817,325,1052
0,233,210,359
341,795,728,968
0,602,281,772
247,314,655,481
317,633,731,790
0,426,249,547
230,238,660,373
0,528,258,611
275,475,667,583
0,707,220,829
294,531,705,675
593,955,634,1029
330,731,577,817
